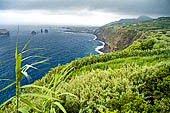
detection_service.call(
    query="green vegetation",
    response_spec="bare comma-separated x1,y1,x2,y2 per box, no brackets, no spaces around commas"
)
95,17,170,52
0,32,75,113
1,17,170,112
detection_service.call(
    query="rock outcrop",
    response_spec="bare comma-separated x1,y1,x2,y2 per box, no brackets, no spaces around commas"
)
31,31,36,35
0,29,9,36
45,29,48,33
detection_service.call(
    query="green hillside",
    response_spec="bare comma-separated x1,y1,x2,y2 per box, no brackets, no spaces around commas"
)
95,17,170,52
2,17,170,113
104,16,152,26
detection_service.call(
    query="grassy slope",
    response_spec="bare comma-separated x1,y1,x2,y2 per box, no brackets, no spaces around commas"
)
95,17,170,52
3,17,170,113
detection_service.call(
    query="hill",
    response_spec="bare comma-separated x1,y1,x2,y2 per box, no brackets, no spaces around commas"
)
94,17,170,52
1,17,170,113
104,16,152,27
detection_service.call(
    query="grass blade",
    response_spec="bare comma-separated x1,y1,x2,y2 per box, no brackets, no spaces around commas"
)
56,93,77,98
15,31,19,59
20,97,41,112
21,71,32,82
59,67,74,82
0,82,16,92
22,64,38,72
53,102,67,113
21,40,31,53
51,107,56,113
31,58,50,66
22,48,45,54
22,56,47,62
0,79,12,81
18,108,29,113
52,64,71,91
21,93,62,102
21,84,54,94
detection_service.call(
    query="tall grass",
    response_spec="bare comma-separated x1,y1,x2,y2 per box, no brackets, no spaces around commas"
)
0,29,47,112
0,30,76,113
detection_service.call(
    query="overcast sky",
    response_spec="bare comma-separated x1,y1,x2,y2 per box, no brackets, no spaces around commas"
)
0,0,170,26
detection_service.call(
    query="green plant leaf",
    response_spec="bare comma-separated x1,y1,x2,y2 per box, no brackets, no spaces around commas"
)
17,71,24,82
58,67,73,82
61,67,74,82
21,84,54,94
22,56,47,62
0,81,16,92
0,79,12,81
21,93,62,102
22,64,38,72
52,64,71,92
56,92,77,98
22,48,45,54
15,31,19,59
51,107,56,113
31,58,50,66
21,71,31,81
20,97,41,112
53,101,67,113
18,108,29,113
21,40,31,53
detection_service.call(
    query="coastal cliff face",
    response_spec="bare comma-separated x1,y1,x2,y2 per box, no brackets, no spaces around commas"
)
94,16,170,53
94,26,138,52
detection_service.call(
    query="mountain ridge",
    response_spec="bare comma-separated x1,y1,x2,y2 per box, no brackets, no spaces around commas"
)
104,16,152,27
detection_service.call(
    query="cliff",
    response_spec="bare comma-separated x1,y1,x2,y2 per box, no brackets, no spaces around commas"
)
94,17,170,53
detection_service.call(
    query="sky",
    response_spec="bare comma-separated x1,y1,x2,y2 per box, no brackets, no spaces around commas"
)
0,0,170,26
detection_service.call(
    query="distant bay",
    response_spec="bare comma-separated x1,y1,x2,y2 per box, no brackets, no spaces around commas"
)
0,25,103,104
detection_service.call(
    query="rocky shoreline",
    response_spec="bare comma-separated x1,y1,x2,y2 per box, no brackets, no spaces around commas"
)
93,33,112,53
98,43,112,53
61,27,112,54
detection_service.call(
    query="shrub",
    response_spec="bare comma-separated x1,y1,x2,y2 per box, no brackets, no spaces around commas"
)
141,62,170,100
57,65,153,112
126,41,141,50
162,31,167,34
141,38,156,50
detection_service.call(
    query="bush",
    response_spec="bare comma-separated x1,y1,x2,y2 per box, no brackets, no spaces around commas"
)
162,31,167,34
141,38,156,50
153,40,167,49
57,65,153,112
126,41,141,50
141,63,170,100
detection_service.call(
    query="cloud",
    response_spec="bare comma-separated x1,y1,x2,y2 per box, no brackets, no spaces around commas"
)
0,0,169,25
0,10,137,26
0,0,170,16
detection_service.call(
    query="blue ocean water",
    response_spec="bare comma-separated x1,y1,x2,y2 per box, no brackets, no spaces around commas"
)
0,25,102,104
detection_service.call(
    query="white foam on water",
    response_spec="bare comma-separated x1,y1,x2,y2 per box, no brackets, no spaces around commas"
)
93,35,105,54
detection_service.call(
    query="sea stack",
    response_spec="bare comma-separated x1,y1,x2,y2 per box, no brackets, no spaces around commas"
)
45,29,48,33
0,29,9,36
41,29,43,33
31,31,36,35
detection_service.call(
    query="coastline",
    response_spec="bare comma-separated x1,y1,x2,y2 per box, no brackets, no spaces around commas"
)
63,30,106,55
93,35,105,54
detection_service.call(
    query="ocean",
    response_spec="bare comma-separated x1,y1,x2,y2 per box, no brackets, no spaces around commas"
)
0,25,103,104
